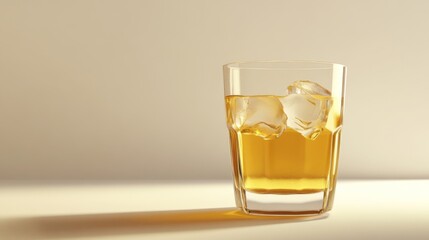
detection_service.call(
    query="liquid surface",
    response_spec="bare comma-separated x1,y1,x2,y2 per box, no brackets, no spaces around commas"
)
226,94,341,194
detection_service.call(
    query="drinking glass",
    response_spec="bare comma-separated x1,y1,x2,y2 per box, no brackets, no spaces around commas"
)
223,61,346,215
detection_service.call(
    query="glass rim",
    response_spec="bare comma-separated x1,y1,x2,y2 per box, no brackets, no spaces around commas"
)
223,60,346,70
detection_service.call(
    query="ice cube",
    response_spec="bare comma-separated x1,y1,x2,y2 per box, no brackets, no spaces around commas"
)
281,80,332,140
231,96,287,140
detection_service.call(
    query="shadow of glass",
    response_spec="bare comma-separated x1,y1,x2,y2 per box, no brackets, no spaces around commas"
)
1,208,328,239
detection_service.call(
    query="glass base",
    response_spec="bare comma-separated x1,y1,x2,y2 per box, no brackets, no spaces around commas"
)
240,190,329,216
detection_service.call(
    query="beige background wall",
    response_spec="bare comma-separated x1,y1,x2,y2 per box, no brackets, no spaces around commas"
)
1,0,428,180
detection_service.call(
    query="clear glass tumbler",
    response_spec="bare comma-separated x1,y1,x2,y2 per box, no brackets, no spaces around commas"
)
223,61,346,215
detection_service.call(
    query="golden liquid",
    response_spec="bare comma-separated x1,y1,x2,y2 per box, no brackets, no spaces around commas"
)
226,95,342,195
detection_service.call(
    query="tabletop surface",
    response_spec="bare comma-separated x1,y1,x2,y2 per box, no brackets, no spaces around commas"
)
0,180,428,240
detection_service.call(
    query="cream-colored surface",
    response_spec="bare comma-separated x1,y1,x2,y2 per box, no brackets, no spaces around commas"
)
0,180,428,239
1,0,429,179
